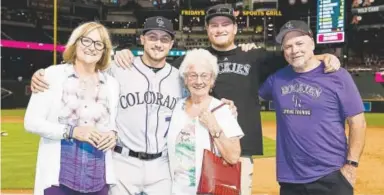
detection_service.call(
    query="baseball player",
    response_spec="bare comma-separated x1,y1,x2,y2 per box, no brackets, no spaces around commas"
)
106,16,183,195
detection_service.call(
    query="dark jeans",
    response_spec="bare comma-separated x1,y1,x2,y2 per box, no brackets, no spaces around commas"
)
44,185,109,195
279,170,353,195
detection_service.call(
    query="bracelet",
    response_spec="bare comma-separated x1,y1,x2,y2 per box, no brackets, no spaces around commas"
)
63,125,70,140
211,131,222,138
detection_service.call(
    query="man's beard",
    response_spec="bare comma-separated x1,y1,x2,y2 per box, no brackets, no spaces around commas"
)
208,35,235,50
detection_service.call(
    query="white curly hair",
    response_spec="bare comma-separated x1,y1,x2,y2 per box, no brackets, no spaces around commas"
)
179,48,218,80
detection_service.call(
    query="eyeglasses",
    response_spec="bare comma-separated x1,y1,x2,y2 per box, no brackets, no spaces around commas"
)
145,34,173,44
186,72,212,81
79,36,105,51
206,7,234,16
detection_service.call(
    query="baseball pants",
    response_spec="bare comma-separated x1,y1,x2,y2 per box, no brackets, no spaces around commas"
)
109,151,171,195
240,157,254,195
279,170,353,195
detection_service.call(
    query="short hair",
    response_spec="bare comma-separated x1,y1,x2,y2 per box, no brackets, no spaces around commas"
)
63,22,112,71
179,48,218,80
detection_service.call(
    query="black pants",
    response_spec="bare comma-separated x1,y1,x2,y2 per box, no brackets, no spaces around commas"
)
279,170,353,195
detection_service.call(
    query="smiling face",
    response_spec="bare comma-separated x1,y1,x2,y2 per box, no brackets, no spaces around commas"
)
75,29,105,66
206,16,237,49
140,30,174,62
282,31,315,69
184,63,215,98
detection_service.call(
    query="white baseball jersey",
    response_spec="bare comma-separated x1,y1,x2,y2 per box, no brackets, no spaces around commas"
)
109,57,183,154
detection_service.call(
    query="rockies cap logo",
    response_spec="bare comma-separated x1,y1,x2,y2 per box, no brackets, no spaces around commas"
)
285,21,294,29
156,17,165,27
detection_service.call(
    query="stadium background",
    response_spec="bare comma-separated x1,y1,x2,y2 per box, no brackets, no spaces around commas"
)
1,0,384,194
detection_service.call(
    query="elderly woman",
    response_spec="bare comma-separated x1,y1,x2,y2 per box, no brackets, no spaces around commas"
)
167,48,244,195
24,22,119,195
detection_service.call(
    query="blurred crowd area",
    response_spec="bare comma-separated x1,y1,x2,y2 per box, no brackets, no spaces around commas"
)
1,0,384,81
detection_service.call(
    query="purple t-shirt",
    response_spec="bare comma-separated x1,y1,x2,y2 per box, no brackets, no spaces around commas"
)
259,63,364,183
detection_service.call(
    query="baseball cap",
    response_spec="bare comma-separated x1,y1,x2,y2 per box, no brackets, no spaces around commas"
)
275,20,313,44
205,4,236,24
142,16,175,39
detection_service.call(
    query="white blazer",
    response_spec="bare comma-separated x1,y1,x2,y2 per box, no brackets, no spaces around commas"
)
24,64,119,195
167,97,244,195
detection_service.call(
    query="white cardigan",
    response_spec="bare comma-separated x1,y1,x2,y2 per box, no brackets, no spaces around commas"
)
24,64,119,195
167,97,244,195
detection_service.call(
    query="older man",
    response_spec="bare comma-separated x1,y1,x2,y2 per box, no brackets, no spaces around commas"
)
259,20,366,195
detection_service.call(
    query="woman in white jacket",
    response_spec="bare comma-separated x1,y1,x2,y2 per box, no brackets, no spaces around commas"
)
24,22,119,195
167,49,244,195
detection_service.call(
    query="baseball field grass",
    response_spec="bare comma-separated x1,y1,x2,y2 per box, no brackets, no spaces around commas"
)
1,109,384,192
0,109,277,189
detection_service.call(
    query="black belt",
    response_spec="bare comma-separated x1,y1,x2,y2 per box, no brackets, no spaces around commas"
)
113,146,162,160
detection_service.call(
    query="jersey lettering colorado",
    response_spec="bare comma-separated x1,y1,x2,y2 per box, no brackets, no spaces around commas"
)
110,57,183,154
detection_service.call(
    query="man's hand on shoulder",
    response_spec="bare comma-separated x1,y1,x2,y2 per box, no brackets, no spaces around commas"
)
114,49,134,69
316,53,341,73
31,69,49,93
220,98,238,117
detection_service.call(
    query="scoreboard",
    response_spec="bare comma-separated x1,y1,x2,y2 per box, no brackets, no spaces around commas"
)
316,0,345,44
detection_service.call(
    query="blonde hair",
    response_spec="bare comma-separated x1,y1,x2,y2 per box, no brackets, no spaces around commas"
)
63,21,112,71
179,48,218,80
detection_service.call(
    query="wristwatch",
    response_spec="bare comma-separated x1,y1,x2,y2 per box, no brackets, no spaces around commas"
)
63,125,71,140
346,160,359,167
212,131,222,138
